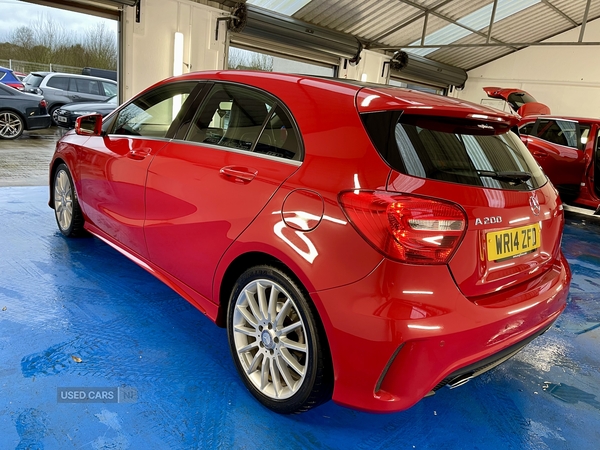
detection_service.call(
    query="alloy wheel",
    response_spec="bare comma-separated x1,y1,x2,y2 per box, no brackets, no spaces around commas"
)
232,279,308,400
54,169,73,232
0,111,23,139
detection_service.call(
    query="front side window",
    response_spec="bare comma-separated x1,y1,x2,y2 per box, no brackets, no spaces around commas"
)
362,111,546,191
185,84,301,160
519,122,535,136
536,119,579,149
111,82,197,138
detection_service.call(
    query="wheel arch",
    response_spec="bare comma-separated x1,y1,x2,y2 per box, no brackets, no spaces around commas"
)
216,250,332,366
48,157,68,209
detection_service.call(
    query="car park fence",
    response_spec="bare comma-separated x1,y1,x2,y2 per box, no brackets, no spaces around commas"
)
0,59,82,75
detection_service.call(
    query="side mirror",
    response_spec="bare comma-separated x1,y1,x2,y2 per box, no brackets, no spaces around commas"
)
75,114,102,136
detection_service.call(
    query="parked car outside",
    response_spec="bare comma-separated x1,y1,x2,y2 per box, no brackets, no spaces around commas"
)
0,66,25,91
483,86,551,116
49,71,570,414
23,72,117,125
81,67,117,81
0,83,51,139
518,115,600,210
55,95,118,128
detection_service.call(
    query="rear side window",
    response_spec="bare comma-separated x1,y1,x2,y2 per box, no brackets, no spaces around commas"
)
361,111,547,191
70,79,101,95
185,83,301,160
536,119,579,149
47,76,69,90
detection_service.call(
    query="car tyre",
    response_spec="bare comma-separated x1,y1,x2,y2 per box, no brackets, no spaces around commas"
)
227,265,332,414
0,110,24,139
49,105,62,126
53,163,85,237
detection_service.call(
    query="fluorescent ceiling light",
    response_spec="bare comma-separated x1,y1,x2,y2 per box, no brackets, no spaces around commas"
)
247,0,312,16
405,0,540,56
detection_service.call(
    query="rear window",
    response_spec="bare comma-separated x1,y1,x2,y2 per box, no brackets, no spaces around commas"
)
24,74,44,87
507,92,536,109
361,111,547,191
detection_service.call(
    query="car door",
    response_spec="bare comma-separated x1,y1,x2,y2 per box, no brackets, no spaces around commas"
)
68,78,106,103
78,81,201,259
144,83,302,300
524,118,586,185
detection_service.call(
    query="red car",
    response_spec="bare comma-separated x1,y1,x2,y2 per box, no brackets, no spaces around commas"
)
49,71,570,414
483,86,550,116
518,115,600,210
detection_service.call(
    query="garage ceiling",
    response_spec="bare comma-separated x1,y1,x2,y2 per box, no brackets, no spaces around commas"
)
248,0,600,70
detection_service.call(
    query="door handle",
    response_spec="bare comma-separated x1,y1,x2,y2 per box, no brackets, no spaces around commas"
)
220,166,258,182
128,149,150,160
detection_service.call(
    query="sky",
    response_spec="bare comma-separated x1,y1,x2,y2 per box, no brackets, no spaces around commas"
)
0,0,118,42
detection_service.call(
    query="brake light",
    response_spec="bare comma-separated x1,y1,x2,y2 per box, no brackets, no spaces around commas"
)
40,99,47,108
338,190,467,264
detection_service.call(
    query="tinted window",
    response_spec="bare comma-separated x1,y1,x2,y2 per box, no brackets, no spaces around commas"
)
46,76,69,90
111,81,197,138
536,119,578,148
72,79,101,95
519,122,535,136
185,84,300,160
507,92,536,110
186,84,273,151
0,72,5,81
24,74,44,87
102,81,117,97
361,111,546,191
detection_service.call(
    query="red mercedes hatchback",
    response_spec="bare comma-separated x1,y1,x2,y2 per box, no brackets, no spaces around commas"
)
49,71,570,414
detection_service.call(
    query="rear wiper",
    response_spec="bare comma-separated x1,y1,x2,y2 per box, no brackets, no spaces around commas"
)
477,170,532,184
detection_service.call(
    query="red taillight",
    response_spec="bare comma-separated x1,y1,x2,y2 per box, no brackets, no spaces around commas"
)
339,190,467,264
40,99,48,108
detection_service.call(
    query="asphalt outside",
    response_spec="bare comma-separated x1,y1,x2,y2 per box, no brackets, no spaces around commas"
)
0,127,599,449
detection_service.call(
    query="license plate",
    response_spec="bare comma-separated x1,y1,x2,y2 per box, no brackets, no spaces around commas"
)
57,116,67,123
486,223,541,261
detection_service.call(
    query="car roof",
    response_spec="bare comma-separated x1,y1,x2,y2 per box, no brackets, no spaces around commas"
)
31,71,116,82
519,115,600,125
167,70,519,128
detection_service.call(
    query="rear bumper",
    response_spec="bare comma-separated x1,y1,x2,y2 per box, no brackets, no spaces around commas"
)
313,252,570,413
26,114,52,130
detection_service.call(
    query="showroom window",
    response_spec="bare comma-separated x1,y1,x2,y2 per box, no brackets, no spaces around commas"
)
228,46,335,77
185,83,301,160
111,82,198,138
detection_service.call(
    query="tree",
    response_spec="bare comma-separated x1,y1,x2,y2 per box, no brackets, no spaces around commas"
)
3,13,117,70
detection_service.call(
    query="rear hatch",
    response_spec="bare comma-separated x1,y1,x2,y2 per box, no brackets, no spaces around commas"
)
483,86,550,116
356,87,564,300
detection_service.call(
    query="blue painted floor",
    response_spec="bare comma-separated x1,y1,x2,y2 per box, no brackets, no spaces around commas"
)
1,186,599,450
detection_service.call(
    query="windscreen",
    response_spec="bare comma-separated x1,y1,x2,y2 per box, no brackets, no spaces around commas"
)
361,111,547,191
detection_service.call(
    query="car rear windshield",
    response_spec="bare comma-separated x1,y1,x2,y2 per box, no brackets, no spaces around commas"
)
23,74,43,87
361,111,547,191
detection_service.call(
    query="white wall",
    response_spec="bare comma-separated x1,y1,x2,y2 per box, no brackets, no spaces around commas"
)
459,18,600,117
121,0,227,100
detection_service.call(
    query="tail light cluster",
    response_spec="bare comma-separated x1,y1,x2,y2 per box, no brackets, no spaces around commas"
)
339,190,467,264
